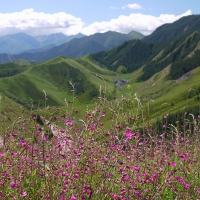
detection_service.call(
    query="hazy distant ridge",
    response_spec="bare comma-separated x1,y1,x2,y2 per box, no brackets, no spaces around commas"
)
0,32,85,54
0,30,144,63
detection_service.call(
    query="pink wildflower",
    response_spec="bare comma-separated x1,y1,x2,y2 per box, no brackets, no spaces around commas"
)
111,194,118,199
86,113,91,119
184,184,190,190
36,132,41,136
133,166,140,172
11,133,18,137
89,125,96,131
11,153,18,157
125,132,134,139
10,181,16,188
101,112,105,117
66,120,73,126
20,140,26,148
52,126,57,131
180,154,187,161
169,162,177,167
70,195,77,200
26,145,32,150
22,192,27,197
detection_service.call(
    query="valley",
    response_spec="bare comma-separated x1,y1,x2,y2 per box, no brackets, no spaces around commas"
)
0,15,200,128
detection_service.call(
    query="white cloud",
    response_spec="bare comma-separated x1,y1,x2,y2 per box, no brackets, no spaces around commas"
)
81,10,192,36
109,6,118,9
0,9,84,36
122,3,142,9
0,9,192,37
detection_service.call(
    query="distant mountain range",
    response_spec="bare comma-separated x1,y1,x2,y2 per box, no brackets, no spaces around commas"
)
0,32,85,54
0,30,144,63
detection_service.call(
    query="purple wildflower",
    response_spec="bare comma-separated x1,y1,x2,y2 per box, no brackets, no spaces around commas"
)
66,120,73,126
10,181,16,188
125,132,134,139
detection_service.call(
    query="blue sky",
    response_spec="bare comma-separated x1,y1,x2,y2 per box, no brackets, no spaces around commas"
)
0,0,198,36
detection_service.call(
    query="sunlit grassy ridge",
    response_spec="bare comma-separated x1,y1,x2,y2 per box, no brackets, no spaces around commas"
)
0,55,117,109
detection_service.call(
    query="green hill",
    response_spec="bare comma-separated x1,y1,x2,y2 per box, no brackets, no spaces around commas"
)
128,30,144,39
0,56,116,109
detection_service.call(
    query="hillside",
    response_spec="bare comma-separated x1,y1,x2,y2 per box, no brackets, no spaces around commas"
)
87,14,200,119
143,14,200,43
91,15,200,81
128,30,144,39
91,39,154,73
0,56,116,109
1,54,200,128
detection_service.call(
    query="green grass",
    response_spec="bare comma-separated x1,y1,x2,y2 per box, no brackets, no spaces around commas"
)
1,55,200,130
0,56,117,109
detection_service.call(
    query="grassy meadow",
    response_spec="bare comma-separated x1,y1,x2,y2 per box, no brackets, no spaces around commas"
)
0,79,200,199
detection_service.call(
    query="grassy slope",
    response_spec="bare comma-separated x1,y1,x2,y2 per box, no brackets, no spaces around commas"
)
128,30,144,39
13,59,31,66
143,15,200,43
0,55,116,109
1,48,200,129
0,60,199,132
127,66,200,122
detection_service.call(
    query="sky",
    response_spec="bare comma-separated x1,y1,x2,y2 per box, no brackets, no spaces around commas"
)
0,0,199,36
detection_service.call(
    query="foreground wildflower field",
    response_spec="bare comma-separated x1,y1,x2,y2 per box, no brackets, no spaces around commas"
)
0,89,200,199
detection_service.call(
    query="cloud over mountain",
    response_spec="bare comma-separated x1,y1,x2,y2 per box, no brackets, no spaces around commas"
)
81,10,192,35
0,9,84,36
0,9,192,36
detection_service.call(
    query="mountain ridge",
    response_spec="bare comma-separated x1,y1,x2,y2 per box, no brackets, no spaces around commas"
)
143,14,200,43
91,15,200,81
0,30,144,63
0,32,86,54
